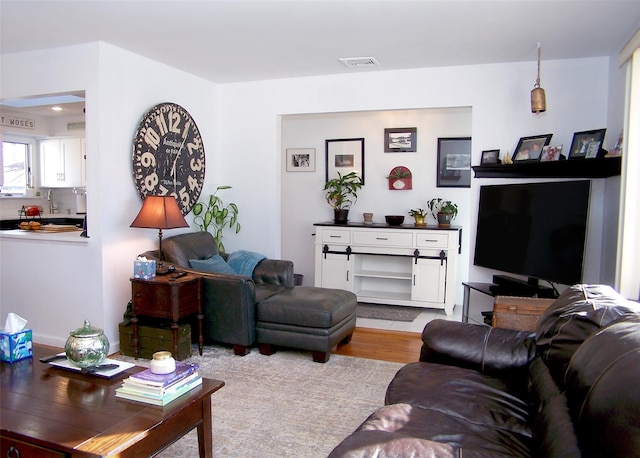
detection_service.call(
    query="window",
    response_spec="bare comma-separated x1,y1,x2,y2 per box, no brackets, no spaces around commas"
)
0,138,32,196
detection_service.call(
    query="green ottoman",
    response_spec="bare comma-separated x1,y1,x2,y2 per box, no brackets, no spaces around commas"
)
256,286,357,363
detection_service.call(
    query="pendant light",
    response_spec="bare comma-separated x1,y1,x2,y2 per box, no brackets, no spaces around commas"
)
531,43,546,113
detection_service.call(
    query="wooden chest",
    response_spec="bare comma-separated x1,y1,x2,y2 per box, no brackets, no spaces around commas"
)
492,296,556,332
119,322,192,361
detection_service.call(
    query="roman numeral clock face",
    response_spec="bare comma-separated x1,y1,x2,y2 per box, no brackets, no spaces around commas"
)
132,103,206,215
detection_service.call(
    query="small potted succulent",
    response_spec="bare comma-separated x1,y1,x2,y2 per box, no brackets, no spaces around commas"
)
408,208,427,226
427,198,458,227
323,171,364,224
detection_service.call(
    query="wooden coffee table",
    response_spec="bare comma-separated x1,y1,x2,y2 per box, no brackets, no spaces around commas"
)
0,345,224,457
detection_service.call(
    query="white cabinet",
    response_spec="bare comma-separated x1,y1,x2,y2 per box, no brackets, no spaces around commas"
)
40,137,85,187
314,223,460,315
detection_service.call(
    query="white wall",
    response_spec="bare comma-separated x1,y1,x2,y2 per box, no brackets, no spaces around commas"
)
0,42,218,347
0,41,623,341
281,108,472,289
217,57,616,320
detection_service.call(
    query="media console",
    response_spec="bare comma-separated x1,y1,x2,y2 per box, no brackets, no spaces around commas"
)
314,222,461,315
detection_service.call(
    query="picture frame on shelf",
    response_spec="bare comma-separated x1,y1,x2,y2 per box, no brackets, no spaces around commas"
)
285,148,315,172
437,137,471,188
384,127,417,153
540,145,563,162
480,149,500,165
325,138,365,184
568,129,606,159
512,134,553,162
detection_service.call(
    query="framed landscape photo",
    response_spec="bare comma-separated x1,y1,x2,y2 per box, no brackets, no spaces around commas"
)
437,137,471,188
384,127,417,153
568,129,606,159
480,149,500,165
512,134,553,162
286,148,315,172
540,145,563,162
325,138,365,184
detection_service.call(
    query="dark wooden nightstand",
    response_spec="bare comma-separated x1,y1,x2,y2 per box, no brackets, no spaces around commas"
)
130,273,203,359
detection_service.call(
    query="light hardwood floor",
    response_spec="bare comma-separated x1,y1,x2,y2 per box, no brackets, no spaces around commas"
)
333,327,423,364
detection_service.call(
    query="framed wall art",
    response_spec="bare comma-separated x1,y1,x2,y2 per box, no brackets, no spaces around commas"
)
437,137,471,188
568,129,606,159
480,149,500,165
512,134,553,162
540,145,563,162
384,127,417,153
286,148,315,172
325,138,365,184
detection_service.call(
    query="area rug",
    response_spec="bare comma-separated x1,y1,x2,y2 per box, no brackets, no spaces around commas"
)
116,345,404,457
357,303,423,322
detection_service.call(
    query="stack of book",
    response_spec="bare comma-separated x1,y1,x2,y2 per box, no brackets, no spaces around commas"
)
115,361,201,406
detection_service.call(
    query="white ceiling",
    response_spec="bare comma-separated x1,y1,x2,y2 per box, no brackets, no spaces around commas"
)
1,0,639,85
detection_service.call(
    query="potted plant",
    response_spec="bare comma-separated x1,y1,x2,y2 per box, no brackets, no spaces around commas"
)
408,208,427,226
427,198,458,227
192,185,241,253
323,171,364,223
386,166,412,190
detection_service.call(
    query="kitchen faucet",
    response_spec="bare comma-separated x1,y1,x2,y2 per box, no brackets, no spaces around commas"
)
47,189,58,214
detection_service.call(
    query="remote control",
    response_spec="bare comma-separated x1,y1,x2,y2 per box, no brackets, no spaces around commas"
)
170,271,187,280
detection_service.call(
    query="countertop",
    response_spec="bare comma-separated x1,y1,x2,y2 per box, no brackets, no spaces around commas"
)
313,221,461,231
0,228,88,243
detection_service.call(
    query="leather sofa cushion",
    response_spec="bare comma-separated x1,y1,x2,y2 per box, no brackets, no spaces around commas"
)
163,231,219,267
535,284,640,388
386,362,531,439
528,357,580,458
564,317,640,457
257,286,356,328
335,402,531,457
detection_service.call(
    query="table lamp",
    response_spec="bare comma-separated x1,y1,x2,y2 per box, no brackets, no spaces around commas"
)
130,196,189,275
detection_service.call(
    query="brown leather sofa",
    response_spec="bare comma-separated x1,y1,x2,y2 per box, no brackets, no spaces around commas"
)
329,284,640,457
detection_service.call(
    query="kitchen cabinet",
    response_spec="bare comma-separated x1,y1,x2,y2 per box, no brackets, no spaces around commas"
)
40,137,85,187
314,223,461,315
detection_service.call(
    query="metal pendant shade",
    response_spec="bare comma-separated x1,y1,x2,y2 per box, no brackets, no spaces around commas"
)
531,43,547,114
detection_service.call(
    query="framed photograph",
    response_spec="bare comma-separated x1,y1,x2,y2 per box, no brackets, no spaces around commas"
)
568,129,606,159
325,138,365,184
437,137,471,188
512,134,553,162
540,145,563,162
480,149,500,165
285,148,315,172
384,127,417,153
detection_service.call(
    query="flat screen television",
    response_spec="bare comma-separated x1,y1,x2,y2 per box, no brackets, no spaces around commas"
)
474,180,591,287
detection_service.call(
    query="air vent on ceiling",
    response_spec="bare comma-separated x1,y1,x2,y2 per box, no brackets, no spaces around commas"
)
338,57,380,68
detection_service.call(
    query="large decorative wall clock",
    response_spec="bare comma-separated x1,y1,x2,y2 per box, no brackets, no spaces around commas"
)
132,102,206,215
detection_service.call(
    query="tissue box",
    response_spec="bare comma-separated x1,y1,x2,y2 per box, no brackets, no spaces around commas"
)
134,260,156,280
0,328,33,363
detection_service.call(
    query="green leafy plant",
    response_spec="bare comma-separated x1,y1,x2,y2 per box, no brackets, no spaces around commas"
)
387,168,412,179
408,208,427,218
323,171,364,210
427,198,458,221
192,185,240,253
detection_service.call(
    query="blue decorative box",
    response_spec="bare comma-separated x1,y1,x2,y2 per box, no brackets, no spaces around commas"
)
0,328,33,363
134,260,156,280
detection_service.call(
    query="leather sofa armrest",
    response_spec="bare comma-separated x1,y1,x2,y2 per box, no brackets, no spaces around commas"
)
253,259,294,288
419,319,536,376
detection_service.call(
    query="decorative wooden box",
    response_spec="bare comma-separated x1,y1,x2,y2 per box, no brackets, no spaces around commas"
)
119,322,191,361
492,296,556,332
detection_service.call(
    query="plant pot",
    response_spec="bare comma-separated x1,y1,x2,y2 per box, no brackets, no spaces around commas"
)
333,209,349,224
413,215,426,226
437,212,453,227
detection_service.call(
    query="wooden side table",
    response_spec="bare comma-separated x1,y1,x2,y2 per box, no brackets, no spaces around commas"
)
130,273,203,359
